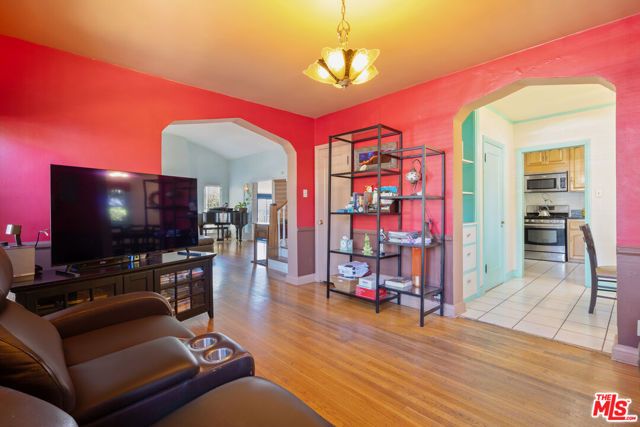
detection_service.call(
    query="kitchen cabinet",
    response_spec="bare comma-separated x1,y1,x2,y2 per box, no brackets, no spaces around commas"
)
567,219,585,262
524,148,570,174
524,151,546,170
569,145,585,191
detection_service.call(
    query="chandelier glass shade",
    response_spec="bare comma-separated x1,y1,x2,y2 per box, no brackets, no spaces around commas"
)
303,0,379,88
304,47,379,88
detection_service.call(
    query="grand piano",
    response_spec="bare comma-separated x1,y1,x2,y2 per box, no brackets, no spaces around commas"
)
201,208,249,241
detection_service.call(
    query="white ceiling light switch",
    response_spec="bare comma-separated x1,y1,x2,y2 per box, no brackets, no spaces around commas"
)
595,190,602,198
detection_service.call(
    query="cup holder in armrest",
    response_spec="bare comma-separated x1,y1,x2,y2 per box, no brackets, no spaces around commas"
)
189,335,218,350
203,347,234,364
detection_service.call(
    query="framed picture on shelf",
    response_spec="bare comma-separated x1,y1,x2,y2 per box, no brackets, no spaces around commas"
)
353,141,398,172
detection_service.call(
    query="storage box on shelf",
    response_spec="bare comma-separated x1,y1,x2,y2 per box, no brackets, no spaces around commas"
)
325,124,446,326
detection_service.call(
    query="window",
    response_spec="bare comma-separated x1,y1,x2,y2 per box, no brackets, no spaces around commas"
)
204,185,222,210
256,180,272,224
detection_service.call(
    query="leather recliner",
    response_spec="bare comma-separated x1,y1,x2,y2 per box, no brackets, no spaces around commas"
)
0,247,254,426
0,378,333,427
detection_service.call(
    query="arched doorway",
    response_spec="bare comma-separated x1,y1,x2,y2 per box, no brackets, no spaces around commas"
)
452,76,616,350
161,118,300,282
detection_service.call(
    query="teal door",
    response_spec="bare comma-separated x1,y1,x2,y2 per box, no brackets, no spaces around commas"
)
483,139,505,290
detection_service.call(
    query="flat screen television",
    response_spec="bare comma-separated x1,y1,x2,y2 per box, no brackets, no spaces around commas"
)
50,164,198,266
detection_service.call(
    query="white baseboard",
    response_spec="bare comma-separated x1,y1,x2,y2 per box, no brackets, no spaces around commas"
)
285,273,316,286
611,343,639,366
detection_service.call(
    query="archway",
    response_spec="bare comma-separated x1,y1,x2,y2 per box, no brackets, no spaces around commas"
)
161,118,300,283
452,76,616,315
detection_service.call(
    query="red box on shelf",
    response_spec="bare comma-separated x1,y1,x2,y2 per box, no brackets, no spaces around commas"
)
355,286,387,300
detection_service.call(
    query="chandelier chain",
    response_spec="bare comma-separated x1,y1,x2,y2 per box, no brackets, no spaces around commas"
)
336,0,350,45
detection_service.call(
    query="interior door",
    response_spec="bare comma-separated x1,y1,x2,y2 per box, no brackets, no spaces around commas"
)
314,144,351,281
483,140,505,291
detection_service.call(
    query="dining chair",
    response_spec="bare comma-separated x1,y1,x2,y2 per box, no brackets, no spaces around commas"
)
580,224,617,313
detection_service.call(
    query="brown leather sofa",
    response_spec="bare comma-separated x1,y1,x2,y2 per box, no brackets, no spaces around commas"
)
1,378,332,426
0,247,254,426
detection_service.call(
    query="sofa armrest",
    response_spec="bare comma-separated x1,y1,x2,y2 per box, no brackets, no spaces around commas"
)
0,386,78,427
44,292,174,338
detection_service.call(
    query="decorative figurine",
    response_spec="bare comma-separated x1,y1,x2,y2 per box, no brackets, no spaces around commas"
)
340,235,350,252
405,159,422,195
340,235,353,253
362,233,373,256
379,228,386,255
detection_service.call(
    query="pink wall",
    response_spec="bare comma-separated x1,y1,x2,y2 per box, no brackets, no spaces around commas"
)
0,35,315,242
315,14,640,347
315,15,640,241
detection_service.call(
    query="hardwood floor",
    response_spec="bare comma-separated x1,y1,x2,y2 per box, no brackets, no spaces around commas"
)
184,241,640,426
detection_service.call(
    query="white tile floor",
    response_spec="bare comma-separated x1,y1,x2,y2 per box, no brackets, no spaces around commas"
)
461,259,617,353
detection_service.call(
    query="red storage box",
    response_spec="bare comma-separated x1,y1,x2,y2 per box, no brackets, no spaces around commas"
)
355,286,387,300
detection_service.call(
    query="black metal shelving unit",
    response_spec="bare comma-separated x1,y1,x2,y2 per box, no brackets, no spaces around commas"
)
325,124,445,326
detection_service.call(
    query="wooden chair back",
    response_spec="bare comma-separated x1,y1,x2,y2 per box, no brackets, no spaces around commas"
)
579,223,597,268
579,223,600,292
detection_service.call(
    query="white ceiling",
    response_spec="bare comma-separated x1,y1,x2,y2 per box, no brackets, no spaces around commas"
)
163,122,282,159
0,1,638,117
487,84,616,122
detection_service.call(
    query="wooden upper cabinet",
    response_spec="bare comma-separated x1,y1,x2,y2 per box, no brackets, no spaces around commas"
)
524,151,546,170
524,148,570,174
545,149,567,166
569,146,585,192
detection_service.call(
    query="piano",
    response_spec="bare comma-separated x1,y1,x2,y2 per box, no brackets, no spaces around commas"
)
202,208,249,241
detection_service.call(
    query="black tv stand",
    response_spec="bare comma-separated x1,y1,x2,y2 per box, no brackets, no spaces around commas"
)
11,251,215,320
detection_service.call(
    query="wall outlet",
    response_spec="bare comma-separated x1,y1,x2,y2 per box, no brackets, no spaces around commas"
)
303,189,308,198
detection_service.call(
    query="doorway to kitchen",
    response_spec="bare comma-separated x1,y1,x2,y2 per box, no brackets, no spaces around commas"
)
455,78,617,352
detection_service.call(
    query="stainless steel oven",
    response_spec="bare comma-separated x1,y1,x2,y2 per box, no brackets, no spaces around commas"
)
524,172,568,193
524,205,568,262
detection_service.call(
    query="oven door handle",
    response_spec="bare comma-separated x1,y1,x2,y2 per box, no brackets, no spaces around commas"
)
524,223,565,229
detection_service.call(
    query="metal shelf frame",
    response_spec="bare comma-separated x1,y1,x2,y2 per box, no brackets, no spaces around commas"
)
325,124,446,326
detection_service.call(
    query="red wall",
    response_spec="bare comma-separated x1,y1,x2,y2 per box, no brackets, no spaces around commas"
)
0,35,315,242
315,14,640,347
315,15,640,243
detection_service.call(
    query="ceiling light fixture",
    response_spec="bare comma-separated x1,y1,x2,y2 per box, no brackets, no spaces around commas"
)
303,0,379,88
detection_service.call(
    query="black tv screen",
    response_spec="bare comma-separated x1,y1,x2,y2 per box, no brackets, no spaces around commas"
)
50,165,198,266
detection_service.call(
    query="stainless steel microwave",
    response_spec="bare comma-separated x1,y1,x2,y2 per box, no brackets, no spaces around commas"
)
524,172,568,193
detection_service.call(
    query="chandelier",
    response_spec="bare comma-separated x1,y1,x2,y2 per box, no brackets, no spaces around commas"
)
303,0,379,88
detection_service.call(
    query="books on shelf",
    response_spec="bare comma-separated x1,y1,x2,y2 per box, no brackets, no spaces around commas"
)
192,267,204,278
176,270,190,282
386,230,433,245
177,298,191,313
383,277,413,291
160,273,175,287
